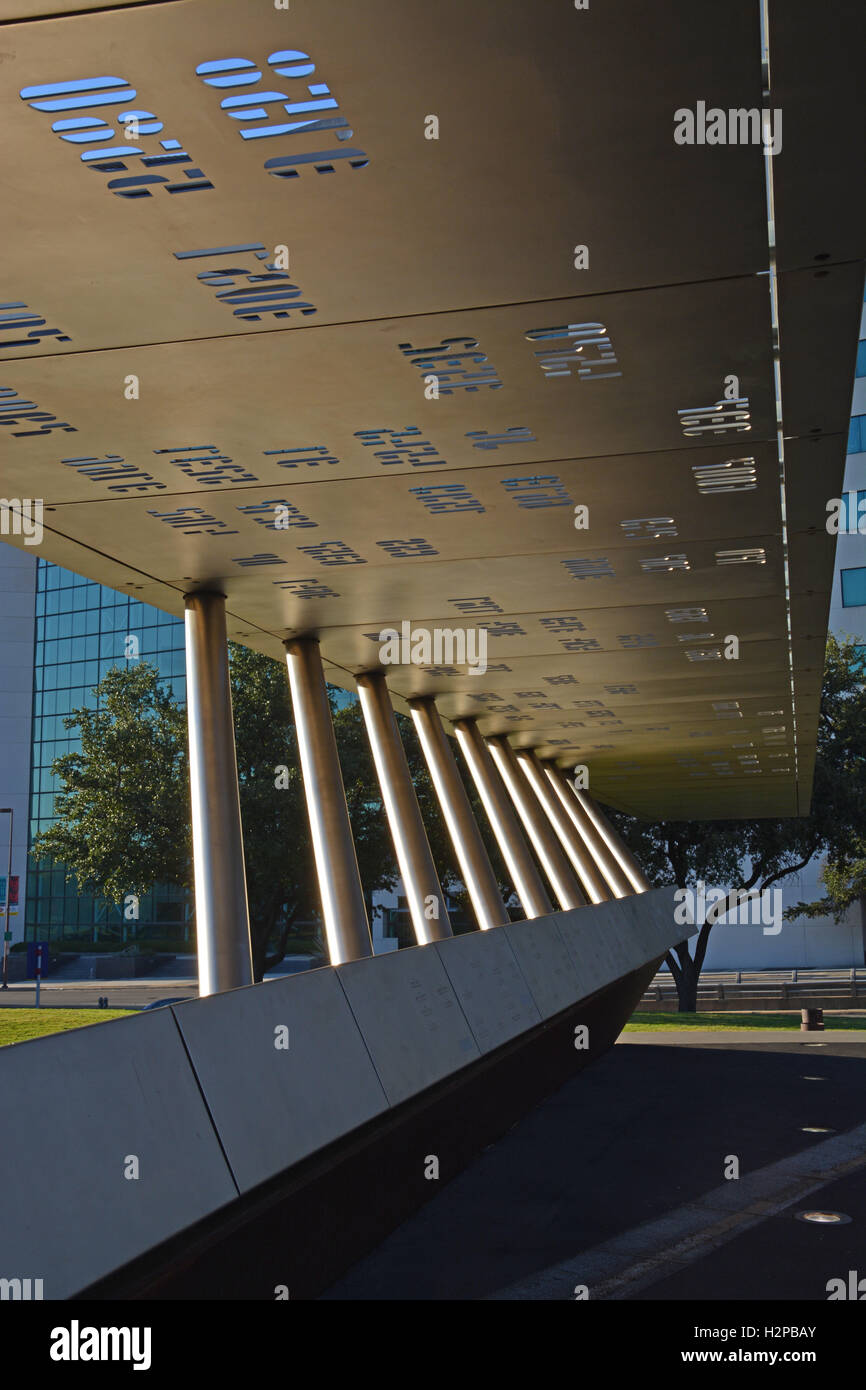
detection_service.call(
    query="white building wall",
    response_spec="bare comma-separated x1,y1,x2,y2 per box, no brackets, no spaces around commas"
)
701,896,865,970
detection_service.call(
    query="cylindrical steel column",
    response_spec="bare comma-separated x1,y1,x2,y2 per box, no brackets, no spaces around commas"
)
486,736,586,911
285,638,372,963
544,763,633,898
576,787,649,893
454,719,552,919
410,698,508,930
357,673,451,943
184,591,254,996
515,749,610,904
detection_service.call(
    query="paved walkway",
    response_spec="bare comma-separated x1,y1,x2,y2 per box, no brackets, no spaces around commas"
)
624,1028,866,1045
0,956,317,1009
323,1032,866,1301
0,980,197,1009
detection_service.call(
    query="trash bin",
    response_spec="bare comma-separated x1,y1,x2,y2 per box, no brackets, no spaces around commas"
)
801,1007,824,1032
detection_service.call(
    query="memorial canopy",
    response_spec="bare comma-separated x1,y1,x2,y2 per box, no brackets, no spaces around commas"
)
0,0,863,818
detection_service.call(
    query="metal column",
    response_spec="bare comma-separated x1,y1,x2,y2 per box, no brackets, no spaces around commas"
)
486,735,586,911
184,591,253,996
453,719,552,919
515,749,610,904
357,673,451,944
284,638,373,963
410,698,508,930
544,762,633,898
574,786,649,893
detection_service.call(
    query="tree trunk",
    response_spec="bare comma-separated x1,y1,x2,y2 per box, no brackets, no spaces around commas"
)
662,861,817,1014
675,955,699,1012
665,917,714,1012
251,898,282,982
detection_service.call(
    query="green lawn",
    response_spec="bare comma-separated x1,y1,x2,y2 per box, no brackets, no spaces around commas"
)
0,1008,137,1047
626,1011,866,1031
5,1006,864,1047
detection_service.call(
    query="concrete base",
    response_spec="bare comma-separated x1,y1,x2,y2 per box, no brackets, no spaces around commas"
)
0,888,690,1298
79,961,658,1300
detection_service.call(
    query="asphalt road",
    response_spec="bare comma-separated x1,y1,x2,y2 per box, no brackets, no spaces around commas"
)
0,980,198,1009
323,1031,866,1301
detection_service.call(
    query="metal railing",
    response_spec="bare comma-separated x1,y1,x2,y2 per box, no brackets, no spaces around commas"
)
641,968,866,1005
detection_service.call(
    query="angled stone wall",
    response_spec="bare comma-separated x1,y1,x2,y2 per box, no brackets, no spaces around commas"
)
0,888,684,1297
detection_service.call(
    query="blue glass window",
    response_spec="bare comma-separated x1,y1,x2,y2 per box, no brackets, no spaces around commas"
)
841,567,866,607
839,490,866,531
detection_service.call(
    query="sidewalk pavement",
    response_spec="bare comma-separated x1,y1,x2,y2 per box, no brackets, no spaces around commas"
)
323,1033,866,1301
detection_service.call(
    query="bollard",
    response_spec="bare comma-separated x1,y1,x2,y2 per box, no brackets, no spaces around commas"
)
801,1007,824,1032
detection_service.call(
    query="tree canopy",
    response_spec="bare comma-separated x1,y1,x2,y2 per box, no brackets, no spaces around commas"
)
33,644,510,978
605,635,866,1009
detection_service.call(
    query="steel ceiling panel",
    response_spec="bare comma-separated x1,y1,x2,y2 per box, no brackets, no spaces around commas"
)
328,597,792,656
568,760,799,793
286,627,792,686
0,434,786,523
14,519,789,630
0,505,817,819
514,729,795,760
0,0,859,823
769,0,866,272
1,1,154,14
0,283,777,487
604,789,799,821
0,0,768,358
778,264,866,438
365,654,793,710
0,437,771,520
786,435,848,542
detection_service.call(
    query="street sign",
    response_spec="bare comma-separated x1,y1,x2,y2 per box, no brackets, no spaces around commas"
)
0,877,20,908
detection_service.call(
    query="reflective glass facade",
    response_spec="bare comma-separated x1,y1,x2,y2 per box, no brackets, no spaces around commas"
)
26,560,190,947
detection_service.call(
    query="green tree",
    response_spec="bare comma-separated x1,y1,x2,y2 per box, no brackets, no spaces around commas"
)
605,635,866,1011
32,664,190,907
784,636,866,926
32,647,513,979
231,644,411,973
229,645,513,964
787,852,866,923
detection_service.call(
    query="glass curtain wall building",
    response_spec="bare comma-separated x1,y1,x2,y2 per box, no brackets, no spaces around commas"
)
23,561,358,953
26,560,189,949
